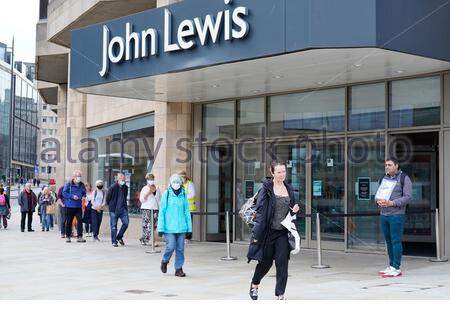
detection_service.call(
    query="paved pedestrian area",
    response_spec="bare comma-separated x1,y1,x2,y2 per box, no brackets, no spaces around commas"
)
1,206,449,300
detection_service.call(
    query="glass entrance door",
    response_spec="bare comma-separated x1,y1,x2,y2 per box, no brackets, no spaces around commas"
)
273,143,307,238
206,145,234,242
311,140,345,248
390,132,438,256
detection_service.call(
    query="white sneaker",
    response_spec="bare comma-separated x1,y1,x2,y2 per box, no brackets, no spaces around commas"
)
382,268,402,278
378,266,395,275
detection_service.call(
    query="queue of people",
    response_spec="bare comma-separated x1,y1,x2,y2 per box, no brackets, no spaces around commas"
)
2,157,412,299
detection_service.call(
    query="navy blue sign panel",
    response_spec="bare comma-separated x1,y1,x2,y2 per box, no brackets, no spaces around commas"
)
70,0,285,88
70,0,450,89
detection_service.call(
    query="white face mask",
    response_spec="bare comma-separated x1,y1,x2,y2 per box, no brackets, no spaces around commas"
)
75,177,81,183
171,183,181,190
147,180,154,185
118,180,125,186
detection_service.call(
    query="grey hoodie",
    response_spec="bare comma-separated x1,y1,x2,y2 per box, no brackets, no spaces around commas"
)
377,171,412,216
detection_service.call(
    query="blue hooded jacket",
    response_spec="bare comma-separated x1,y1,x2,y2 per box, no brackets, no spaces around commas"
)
157,187,192,234
62,180,86,209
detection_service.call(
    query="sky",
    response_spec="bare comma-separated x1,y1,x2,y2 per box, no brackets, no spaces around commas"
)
0,0,39,63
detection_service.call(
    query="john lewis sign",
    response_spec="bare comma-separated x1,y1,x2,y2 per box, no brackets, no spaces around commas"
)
99,0,249,77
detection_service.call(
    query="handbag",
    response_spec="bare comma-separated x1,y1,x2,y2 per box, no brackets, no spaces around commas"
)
46,204,56,215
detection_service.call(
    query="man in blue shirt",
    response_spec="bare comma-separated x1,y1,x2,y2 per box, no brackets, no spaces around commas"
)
62,170,87,243
106,173,129,247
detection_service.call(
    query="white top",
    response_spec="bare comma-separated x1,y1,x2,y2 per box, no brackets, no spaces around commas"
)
140,185,161,210
90,189,107,210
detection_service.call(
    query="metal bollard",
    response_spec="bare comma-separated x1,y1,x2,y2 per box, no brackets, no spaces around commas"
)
146,209,161,254
311,212,330,269
430,208,448,263
221,211,237,261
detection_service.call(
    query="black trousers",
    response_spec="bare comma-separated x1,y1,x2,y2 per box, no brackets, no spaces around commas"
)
65,207,83,238
21,211,33,231
91,210,103,238
252,229,289,297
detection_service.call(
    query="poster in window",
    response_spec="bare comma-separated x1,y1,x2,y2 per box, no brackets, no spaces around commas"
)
357,177,371,201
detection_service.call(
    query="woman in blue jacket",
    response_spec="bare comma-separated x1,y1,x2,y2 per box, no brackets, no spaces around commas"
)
157,174,192,277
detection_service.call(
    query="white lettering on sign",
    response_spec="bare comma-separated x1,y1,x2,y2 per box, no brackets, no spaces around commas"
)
99,0,250,77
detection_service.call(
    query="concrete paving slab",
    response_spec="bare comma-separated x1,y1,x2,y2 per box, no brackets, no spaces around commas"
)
1,202,450,300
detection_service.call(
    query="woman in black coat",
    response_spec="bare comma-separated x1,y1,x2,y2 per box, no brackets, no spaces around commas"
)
247,161,300,300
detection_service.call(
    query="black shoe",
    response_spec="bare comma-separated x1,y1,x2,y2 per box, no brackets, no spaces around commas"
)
94,237,100,242
249,283,258,300
66,237,71,243
160,261,168,274
21,229,24,232
118,239,125,246
112,242,118,247
28,229,35,232
42,229,45,232
175,268,186,277
77,238,86,243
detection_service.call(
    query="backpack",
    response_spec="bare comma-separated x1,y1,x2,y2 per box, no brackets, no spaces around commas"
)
238,190,261,228
0,194,6,206
378,172,406,193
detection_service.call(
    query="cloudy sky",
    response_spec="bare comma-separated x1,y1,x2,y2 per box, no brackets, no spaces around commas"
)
0,0,39,63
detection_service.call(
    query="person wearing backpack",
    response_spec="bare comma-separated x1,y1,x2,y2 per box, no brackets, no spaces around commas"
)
91,180,107,242
62,170,87,243
0,187,11,229
157,174,192,277
375,157,412,278
247,161,300,300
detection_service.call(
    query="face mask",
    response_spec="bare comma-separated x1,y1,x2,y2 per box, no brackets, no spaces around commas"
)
118,180,125,186
147,180,154,185
75,177,81,183
97,185,103,190
171,183,181,190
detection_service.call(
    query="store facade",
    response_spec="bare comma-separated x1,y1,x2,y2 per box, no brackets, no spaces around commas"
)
68,0,450,256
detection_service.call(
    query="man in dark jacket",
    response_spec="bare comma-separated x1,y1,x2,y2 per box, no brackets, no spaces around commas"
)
18,183,38,232
57,185,67,238
62,170,87,243
106,173,129,247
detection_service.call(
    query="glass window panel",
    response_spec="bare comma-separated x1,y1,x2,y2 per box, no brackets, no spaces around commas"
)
123,115,154,132
235,143,265,241
14,77,21,117
347,135,385,250
390,76,440,128
88,124,122,190
21,80,27,120
237,98,265,139
122,125,155,214
349,83,385,131
311,139,345,242
269,88,345,136
203,101,235,141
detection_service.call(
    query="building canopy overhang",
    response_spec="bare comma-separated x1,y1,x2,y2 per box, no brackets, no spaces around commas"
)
70,0,450,102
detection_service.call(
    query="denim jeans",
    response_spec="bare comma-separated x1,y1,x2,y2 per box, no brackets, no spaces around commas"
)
381,214,405,269
110,208,129,244
162,233,186,270
42,212,50,230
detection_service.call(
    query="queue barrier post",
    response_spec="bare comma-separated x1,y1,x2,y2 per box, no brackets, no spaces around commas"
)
145,209,161,254
221,211,237,261
311,212,330,269
430,208,448,263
